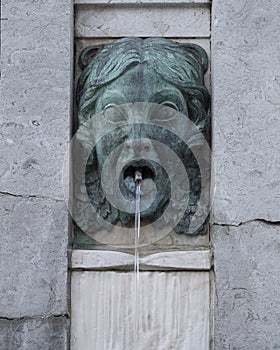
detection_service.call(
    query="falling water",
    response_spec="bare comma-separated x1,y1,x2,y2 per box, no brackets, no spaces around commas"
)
134,170,142,349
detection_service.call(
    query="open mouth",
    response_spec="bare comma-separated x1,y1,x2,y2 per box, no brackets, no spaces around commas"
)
119,159,171,218
120,160,156,197
123,164,155,181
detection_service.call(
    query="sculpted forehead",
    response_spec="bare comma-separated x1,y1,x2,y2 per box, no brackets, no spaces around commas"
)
94,63,187,114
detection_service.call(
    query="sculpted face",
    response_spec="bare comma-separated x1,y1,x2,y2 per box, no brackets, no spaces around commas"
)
76,38,210,236
93,64,190,218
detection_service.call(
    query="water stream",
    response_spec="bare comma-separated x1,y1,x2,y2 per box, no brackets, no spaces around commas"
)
134,173,141,349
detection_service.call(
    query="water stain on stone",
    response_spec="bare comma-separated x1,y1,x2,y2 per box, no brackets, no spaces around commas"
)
0,122,24,141
22,158,39,171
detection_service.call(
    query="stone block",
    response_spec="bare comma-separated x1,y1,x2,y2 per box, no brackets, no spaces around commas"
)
71,271,210,349
0,0,72,199
0,195,68,318
0,316,68,350
212,0,280,224
75,4,210,38
212,221,280,349
71,249,212,270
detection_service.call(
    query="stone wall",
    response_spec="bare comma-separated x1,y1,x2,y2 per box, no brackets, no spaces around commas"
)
1,0,280,349
0,0,72,349
212,0,280,348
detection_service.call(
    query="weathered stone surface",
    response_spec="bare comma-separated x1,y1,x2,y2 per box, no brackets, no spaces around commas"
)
71,271,210,349
0,195,68,318
0,0,71,344
212,221,280,349
0,316,68,350
75,4,210,37
0,0,71,199
212,0,280,224
71,250,211,270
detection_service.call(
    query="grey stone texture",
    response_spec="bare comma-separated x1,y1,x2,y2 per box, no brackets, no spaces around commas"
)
0,316,68,350
0,0,72,200
212,0,280,225
0,0,71,347
75,3,210,38
212,221,280,350
212,1,280,348
0,196,68,318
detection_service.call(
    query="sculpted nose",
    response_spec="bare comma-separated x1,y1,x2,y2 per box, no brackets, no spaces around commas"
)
134,139,152,154
124,138,152,156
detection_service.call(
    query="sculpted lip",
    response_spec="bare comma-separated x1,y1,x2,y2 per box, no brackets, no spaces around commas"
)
121,160,156,197
123,164,155,182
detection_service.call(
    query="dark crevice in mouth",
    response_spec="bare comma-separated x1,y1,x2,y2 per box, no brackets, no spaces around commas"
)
123,165,155,181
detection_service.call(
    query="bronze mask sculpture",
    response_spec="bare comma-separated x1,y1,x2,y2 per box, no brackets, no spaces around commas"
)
74,38,210,241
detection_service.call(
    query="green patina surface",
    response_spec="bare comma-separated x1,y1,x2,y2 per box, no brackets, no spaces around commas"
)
73,38,210,247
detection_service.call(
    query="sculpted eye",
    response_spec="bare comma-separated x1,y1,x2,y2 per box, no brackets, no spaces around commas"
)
104,103,116,110
161,101,179,111
104,104,128,124
150,101,178,122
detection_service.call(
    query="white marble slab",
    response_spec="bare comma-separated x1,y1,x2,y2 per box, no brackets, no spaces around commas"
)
72,249,212,270
71,271,210,349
